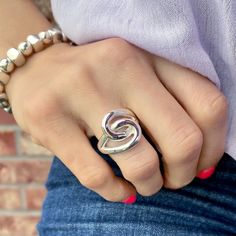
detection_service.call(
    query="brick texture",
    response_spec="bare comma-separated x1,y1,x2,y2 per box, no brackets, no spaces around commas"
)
0,189,20,210
0,216,40,236
0,131,16,156
0,111,16,124
0,160,51,184
26,188,47,210
0,2,55,235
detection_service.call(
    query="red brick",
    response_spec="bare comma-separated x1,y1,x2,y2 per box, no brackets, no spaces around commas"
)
0,160,51,184
0,131,16,156
0,189,21,210
26,187,46,210
0,216,39,236
0,109,16,124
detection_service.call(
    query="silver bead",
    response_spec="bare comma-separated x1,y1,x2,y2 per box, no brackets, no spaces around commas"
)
0,70,10,85
27,34,44,52
0,93,9,108
7,48,26,67
0,58,15,73
3,105,12,113
0,92,11,113
61,32,69,42
48,28,63,43
38,31,52,44
18,41,33,56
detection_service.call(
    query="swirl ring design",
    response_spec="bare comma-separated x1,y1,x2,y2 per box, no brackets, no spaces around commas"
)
97,108,142,154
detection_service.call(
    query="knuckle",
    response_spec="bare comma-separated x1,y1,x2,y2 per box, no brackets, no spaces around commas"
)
168,127,203,164
60,62,91,89
199,93,228,124
23,90,63,147
63,63,99,99
79,167,110,189
123,150,159,182
24,90,59,123
72,63,91,86
98,37,137,65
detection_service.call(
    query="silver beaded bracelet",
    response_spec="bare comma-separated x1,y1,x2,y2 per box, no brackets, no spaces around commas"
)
0,26,73,114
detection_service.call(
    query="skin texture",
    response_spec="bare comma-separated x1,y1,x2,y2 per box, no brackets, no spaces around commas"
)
5,38,228,202
0,1,51,55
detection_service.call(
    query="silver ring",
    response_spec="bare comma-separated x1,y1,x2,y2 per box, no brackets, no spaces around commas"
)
97,108,142,154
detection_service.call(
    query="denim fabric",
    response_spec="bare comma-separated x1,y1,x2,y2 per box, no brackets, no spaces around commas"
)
37,136,236,236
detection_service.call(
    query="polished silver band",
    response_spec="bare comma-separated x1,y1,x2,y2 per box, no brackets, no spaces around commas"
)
97,108,142,154
0,26,73,114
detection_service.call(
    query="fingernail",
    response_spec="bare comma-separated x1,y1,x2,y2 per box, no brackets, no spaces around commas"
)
197,166,215,179
122,195,136,204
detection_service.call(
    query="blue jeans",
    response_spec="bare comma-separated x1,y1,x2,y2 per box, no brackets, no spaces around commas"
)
37,136,236,236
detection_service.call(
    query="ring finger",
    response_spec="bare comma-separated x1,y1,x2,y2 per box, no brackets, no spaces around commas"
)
69,92,163,197
123,66,203,189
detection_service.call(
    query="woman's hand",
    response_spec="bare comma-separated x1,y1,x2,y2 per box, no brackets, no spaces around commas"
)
5,38,228,202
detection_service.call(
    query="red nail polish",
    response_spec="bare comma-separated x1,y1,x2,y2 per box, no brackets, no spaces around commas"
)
122,195,136,204
197,166,215,179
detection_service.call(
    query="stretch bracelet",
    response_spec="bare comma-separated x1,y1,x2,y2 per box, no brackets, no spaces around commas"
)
0,26,73,114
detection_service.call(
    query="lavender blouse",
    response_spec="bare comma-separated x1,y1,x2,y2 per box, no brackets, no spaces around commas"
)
50,0,236,161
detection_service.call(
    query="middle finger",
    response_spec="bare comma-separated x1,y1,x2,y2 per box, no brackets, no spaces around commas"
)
82,98,164,197
124,69,203,189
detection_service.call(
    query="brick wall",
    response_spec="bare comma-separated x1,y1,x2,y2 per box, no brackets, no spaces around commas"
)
0,110,53,236
0,0,54,236
0,1,54,235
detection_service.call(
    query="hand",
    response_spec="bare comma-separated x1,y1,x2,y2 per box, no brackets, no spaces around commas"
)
6,38,228,202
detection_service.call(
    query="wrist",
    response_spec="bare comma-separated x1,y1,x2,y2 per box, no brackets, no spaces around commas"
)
5,42,75,98
0,1,52,57
0,26,73,113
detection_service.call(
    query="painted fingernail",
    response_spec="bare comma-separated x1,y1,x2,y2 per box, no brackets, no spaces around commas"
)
122,195,136,204
197,166,215,179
